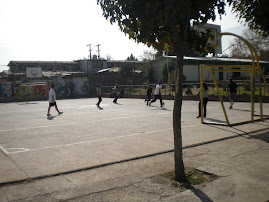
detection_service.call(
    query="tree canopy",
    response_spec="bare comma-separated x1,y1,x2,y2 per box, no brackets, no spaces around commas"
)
96,0,227,182
229,29,269,61
228,0,269,37
126,53,138,61
97,0,225,54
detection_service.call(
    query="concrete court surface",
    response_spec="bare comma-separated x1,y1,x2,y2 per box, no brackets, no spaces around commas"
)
0,98,269,201
0,98,269,182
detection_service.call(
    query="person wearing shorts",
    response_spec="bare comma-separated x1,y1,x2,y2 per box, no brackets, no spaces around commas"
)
47,84,63,116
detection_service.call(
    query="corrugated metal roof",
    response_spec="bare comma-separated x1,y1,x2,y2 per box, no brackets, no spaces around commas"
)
8,61,78,66
166,56,269,64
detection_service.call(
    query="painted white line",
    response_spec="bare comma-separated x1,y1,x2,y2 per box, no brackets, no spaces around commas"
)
0,116,136,133
7,128,173,154
5,123,200,154
0,113,171,133
0,122,80,133
5,148,30,153
0,145,9,155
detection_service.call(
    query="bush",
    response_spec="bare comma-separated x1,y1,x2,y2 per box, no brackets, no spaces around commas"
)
242,82,251,91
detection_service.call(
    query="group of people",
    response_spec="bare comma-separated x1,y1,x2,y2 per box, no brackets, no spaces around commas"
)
47,79,237,118
197,78,237,118
96,81,164,108
145,81,164,108
96,83,119,108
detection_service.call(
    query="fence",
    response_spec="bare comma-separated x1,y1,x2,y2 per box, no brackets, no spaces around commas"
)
100,83,269,98
1,81,268,102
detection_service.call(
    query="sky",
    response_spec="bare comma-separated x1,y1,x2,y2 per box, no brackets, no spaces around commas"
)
0,0,247,71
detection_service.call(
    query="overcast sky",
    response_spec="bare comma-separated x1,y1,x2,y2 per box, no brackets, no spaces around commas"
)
0,0,246,71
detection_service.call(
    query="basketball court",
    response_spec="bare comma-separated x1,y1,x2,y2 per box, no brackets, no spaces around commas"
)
0,98,268,184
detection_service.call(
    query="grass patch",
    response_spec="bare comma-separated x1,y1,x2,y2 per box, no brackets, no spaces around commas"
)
186,169,205,185
151,167,219,192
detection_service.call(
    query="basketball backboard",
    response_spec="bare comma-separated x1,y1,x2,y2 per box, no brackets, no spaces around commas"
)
26,67,42,78
193,23,222,54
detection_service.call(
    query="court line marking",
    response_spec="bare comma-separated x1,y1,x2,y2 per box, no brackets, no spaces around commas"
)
3,124,200,154
0,145,9,155
5,128,173,154
0,112,170,133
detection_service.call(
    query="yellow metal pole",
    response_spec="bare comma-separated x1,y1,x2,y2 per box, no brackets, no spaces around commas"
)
212,70,252,73
250,65,255,122
200,65,204,123
220,33,259,122
206,65,252,69
249,45,268,120
211,69,230,126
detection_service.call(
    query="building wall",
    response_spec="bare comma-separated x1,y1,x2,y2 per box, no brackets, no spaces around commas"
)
9,62,80,73
87,72,146,97
79,60,107,74
0,82,13,98
53,77,88,97
0,77,89,101
151,58,211,82
183,65,199,81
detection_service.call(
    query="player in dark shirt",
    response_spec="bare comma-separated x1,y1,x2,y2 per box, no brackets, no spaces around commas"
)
226,78,237,109
145,85,153,105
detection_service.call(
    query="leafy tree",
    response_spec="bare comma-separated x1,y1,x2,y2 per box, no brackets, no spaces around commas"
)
106,54,113,60
97,0,226,182
138,61,155,83
227,0,269,37
155,50,164,58
229,29,269,61
162,59,176,83
140,50,156,61
146,63,155,83
120,63,134,84
126,53,138,61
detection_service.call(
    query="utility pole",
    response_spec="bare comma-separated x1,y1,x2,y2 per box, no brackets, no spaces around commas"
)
96,44,101,59
86,44,92,60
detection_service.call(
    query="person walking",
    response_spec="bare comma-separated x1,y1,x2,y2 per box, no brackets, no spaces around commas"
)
96,84,102,107
197,82,208,118
226,78,237,109
113,84,119,104
149,81,164,108
47,84,63,116
145,84,153,105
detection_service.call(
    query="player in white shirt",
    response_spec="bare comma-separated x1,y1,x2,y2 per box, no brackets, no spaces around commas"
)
47,84,63,116
149,81,164,108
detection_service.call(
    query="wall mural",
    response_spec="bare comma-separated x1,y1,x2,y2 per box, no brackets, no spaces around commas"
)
55,80,88,97
0,78,88,100
18,82,48,99
0,83,12,97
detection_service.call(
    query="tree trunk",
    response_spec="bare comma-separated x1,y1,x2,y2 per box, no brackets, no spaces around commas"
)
172,21,189,182
173,52,187,182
